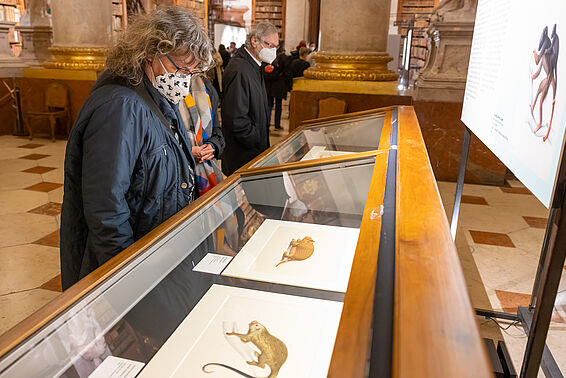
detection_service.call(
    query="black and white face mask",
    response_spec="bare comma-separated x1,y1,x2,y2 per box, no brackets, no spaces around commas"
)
151,58,191,104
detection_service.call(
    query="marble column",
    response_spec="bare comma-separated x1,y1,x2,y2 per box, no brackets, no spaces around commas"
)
304,0,397,81
414,0,478,102
44,0,113,70
0,22,23,67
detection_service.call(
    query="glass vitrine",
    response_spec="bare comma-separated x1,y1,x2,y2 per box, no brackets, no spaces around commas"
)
0,106,491,378
243,109,391,170
0,155,383,378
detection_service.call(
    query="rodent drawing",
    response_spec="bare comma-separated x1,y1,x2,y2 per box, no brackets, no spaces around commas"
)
202,320,288,378
275,236,315,267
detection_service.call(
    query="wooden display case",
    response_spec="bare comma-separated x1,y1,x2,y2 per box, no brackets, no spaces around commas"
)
0,106,491,377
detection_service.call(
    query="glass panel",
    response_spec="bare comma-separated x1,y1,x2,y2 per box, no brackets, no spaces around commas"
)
0,158,377,377
256,114,385,167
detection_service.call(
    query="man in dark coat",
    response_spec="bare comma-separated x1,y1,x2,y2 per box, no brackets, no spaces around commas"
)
60,7,213,290
221,22,279,176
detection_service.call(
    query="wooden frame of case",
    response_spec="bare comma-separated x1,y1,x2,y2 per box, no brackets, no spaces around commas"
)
235,107,394,175
0,106,491,377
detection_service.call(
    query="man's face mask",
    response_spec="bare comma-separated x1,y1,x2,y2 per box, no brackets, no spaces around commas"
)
256,38,277,64
150,57,192,104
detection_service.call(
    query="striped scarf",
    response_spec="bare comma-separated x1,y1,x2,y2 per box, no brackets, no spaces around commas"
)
179,76,222,195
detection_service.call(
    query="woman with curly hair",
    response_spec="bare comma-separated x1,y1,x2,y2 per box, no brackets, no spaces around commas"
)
60,6,214,290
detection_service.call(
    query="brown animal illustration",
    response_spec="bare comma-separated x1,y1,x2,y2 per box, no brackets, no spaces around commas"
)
202,320,288,378
275,236,315,267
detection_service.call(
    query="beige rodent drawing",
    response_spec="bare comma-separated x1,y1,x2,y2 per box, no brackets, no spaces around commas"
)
202,320,288,378
275,236,315,267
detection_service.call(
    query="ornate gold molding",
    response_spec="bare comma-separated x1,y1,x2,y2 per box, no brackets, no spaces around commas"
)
44,46,107,71
304,52,398,81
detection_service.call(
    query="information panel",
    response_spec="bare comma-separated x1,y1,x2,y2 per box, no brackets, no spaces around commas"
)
462,0,566,207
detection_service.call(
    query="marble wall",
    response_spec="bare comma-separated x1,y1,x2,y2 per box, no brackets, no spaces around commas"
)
413,100,507,185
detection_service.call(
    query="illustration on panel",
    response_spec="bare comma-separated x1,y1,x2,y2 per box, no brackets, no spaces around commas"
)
529,24,559,141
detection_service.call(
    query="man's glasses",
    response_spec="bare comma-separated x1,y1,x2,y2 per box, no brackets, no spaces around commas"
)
166,56,204,75
260,39,278,49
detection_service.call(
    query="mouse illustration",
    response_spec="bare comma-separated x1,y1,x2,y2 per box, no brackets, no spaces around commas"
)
275,236,315,267
202,320,288,378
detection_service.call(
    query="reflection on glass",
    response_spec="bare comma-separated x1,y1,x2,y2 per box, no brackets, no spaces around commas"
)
0,158,376,377
257,114,385,167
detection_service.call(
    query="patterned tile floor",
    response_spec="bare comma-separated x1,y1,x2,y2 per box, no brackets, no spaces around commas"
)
1,106,564,374
438,180,566,375
0,135,64,336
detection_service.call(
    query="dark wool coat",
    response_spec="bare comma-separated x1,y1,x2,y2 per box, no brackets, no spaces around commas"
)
220,47,270,176
264,53,292,99
60,71,198,290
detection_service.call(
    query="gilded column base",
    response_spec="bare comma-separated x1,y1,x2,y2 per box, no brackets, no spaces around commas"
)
304,52,398,81
44,46,107,71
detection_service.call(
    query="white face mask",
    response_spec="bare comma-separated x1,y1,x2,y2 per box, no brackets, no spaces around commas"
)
151,58,191,104
258,44,277,64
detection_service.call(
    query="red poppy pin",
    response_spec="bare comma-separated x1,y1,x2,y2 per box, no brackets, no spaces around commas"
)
265,65,274,73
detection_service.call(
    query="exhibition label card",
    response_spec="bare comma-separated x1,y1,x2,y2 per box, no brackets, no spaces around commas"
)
192,253,233,275
88,356,144,378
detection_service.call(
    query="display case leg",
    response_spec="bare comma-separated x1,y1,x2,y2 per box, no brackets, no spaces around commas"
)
450,126,472,240
519,161,566,377
518,307,563,378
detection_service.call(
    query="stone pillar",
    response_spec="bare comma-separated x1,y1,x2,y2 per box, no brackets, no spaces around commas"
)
16,0,53,66
0,22,23,67
414,0,477,102
288,0,406,132
285,0,309,49
304,0,397,81
44,0,113,70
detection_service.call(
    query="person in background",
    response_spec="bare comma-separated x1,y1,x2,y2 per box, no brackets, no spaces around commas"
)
290,40,307,60
221,22,279,176
229,41,237,57
218,43,231,69
263,46,290,130
207,47,223,96
60,6,212,290
306,41,317,65
290,46,311,79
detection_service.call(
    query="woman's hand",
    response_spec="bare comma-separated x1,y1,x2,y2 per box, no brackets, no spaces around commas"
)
192,144,215,163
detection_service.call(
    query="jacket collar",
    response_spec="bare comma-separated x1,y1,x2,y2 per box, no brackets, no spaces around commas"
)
236,46,263,72
244,47,262,66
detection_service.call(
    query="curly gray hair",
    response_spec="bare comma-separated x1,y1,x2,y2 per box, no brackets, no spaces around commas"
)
106,6,213,86
245,22,278,50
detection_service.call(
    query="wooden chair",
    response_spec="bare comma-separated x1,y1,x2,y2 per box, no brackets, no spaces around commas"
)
317,97,347,118
24,82,71,142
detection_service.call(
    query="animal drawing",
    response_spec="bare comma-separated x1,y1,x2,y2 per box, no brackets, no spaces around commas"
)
531,24,559,141
275,236,315,267
202,320,288,378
